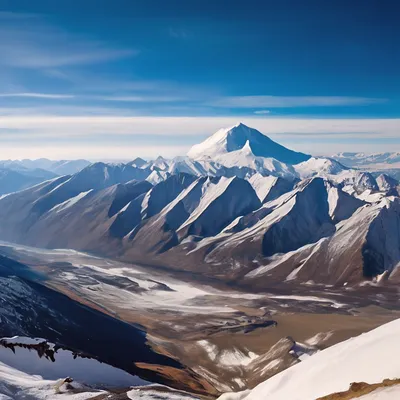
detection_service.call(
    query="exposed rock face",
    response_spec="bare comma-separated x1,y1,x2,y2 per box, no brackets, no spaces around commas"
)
126,176,261,254
353,172,378,193
110,173,197,240
376,173,399,192
198,178,336,263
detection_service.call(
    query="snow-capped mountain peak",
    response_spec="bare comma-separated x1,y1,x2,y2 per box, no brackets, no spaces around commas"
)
187,123,310,165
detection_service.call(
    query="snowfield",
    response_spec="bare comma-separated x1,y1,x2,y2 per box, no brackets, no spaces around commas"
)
0,338,199,399
218,318,400,400
0,337,147,388
0,360,102,399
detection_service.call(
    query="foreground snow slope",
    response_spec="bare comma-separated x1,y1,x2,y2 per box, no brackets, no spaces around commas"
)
0,359,100,399
0,345,198,399
219,318,400,400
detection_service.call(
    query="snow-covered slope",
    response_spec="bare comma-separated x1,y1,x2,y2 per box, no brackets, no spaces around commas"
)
218,318,400,400
0,340,198,399
247,174,295,203
294,157,349,179
188,123,310,164
0,361,101,399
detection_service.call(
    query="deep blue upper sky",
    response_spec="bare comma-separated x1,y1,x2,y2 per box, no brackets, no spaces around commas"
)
0,0,399,158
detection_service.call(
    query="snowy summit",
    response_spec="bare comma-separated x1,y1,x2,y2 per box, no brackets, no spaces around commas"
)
187,123,310,165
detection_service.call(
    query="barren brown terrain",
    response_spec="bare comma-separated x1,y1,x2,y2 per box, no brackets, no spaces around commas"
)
2,241,400,397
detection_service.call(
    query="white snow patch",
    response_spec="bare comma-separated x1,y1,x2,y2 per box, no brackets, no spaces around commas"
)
268,295,346,308
197,341,259,367
48,190,93,213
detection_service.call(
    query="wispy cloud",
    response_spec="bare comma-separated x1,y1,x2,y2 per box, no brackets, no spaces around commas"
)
168,28,189,39
209,96,387,108
101,95,184,102
0,115,398,138
0,13,138,68
0,93,74,99
254,110,271,114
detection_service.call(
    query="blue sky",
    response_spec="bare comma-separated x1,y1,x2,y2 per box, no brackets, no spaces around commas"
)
0,0,399,159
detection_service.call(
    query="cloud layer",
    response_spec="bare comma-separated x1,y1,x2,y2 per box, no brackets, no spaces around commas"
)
0,115,399,159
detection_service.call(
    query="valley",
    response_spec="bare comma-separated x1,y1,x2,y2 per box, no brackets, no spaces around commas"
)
0,241,399,397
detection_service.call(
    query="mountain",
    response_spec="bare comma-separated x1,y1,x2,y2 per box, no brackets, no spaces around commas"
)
196,178,337,264
242,196,400,287
332,152,400,169
2,122,400,398
376,173,399,192
128,157,148,168
0,124,398,288
0,167,56,195
353,171,379,192
0,158,91,175
139,125,355,184
0,165,397,287
218,318,400,400
187,123,310,164
294,157,349,179
247,174,296,203
0,177,153,249
124,176,261,255
110,173,197,240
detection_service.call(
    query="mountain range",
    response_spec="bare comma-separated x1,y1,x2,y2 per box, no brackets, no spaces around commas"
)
0,123,399,288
